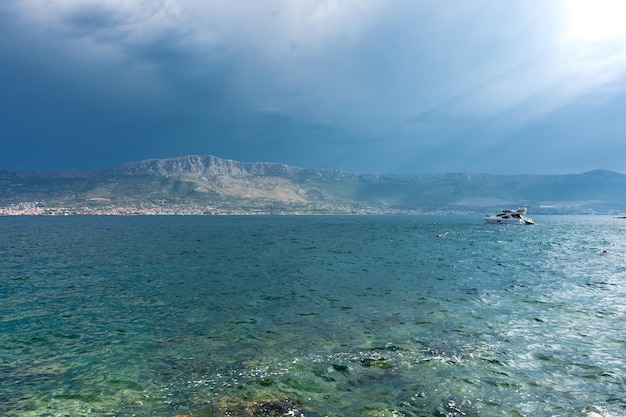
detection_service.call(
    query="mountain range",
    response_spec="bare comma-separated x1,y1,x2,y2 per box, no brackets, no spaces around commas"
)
1,155,626,215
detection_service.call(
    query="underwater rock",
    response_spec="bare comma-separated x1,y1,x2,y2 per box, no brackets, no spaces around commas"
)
255,377,275,386
359,357,392,369
217,395,319,417
331,363,349,372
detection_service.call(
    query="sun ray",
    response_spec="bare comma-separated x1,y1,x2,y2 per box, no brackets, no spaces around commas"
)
561,0,626,42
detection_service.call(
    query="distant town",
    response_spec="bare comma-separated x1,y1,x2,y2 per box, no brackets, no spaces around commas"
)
0,201,415,216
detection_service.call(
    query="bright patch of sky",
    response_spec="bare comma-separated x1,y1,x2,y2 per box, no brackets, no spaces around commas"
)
1,0,625,174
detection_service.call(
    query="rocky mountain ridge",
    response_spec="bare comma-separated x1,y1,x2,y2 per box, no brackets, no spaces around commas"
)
1,155,626,215
113,154,350,181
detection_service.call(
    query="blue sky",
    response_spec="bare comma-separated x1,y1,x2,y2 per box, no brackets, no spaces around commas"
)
1,0,625,174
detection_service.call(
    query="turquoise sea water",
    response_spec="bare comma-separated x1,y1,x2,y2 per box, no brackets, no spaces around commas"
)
1,215,625,417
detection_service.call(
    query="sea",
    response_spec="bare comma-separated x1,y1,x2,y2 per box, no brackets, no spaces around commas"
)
1,215,625,417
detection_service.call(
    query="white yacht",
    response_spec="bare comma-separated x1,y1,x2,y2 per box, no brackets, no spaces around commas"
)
484,208,535,225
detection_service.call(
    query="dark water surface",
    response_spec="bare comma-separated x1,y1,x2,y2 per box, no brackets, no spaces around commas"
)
1,215,625,416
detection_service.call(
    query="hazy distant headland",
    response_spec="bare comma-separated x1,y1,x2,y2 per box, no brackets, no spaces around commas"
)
1,155,626,215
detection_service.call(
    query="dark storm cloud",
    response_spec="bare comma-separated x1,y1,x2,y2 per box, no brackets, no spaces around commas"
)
1,0,626,174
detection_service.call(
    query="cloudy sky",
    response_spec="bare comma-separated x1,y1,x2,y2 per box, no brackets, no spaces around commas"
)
1,0,625,174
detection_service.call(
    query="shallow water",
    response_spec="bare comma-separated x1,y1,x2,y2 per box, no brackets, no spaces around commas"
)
1,215,625,416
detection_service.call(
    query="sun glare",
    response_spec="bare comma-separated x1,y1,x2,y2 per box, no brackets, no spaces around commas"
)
562,0,626,42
